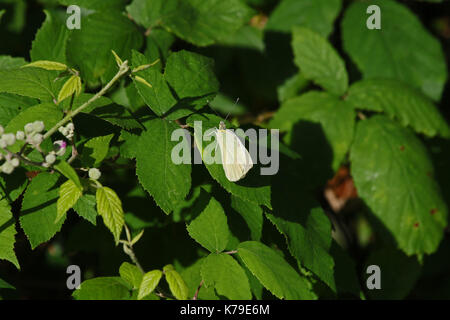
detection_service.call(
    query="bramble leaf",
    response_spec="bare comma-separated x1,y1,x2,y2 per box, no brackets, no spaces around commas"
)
187,197,230,253
350,116,448,255
0,199,19,269
96,186,125,245
341,0,447,101
238,241,316,300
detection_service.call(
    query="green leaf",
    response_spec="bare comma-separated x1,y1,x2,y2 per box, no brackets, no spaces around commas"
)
341,0,447,101
231,195,263,241
74,94,142,130
135,119,191,214
0,67,63,101
266,203,336,292
127,0,253,46
270,91,355,171
0,93,38,127
165,50,219,100
30,10,70,63
81,134,114,167
20,173,65,249
187,113,271,208
5,103,62,140
238,241,316,300
187,197,230,253
292,27,348,96
0,56,27,70
350,116,448,255
119,262,143,290
346,79,450,138
200,253,252,300
277,73,309,103
73,194,97,225
131,51,176,116
126,0,167,29
138,270,163,300
0,278,14,290
73,277,131,300
266,0,342,37
57,0,127,10
57,75,81,103
180,258,219,300
364,246,421,299
66,12,143,85
56,180,82,223
144,29,175,71
23,60,67,71
0,199,19,269
164,265,189,300
96,187,124,244
54,160,82,191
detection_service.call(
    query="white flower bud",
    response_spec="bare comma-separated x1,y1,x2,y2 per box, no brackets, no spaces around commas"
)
88,168,101,180
32,121,45,133
0,139,6,149
32,133,43,145
42,162,50,168
10,158,19,167
16,131,25,140
66,123,74,131
2,133,16,146
24,123,34,134
0,125,4,135
60,127,68,137
45,153,56,165
1,162,14,174
58,126,65,133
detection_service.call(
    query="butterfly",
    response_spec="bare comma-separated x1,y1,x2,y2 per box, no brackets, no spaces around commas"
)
214,121,253,182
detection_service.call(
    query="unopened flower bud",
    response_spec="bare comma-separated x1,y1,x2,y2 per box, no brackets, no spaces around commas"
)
10,158,19,167
42,162,50,168
53,140,67,156
1,162,14,174
32,121,45,133
66,123,74,131
88,168,101,180
2,133,16,146
24,123,34,134
45,153,56,165
32,133,43,145
0,139,6,149
16,131,25,140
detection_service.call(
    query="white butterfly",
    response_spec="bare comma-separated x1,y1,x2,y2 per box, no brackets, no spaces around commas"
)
214,121,253,182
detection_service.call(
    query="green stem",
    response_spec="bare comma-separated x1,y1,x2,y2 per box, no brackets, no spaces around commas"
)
42,61,130,142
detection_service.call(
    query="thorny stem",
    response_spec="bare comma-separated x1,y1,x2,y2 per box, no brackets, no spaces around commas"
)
41,61,130,143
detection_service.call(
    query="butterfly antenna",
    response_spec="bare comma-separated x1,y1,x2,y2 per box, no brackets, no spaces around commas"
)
224,97,239,122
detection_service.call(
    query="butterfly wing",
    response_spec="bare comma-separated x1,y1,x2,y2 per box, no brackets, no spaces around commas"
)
216,129,253,182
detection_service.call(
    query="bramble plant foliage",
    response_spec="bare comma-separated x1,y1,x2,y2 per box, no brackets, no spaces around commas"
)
0,0,449,301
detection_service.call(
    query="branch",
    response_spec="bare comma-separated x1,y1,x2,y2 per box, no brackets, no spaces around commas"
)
41,61,130,142
192,280,204,300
